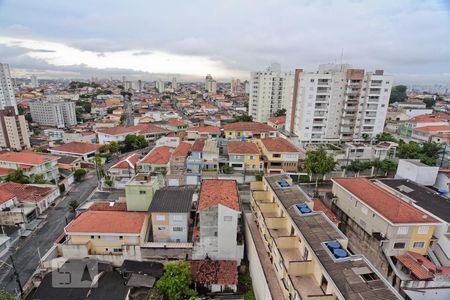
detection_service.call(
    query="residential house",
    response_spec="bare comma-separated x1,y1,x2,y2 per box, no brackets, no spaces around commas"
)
97,124,169,145
167,142,191,186
185,126,221,141
108,153,141,189
190,260,238,293
166,118,187,133
247,174,403,300
411,125,450,143
192,180,244,264
227,141,262,172
186,140,205,185
258,138,299,173
49,141,101,161
201,140,219,173
398,114,449,139
62,210,149,259
62,131,97,144
137,146,174,173
148,187,195,243
0,151,59,182
125,173,160,211
267,116,286,131
223,122,277,139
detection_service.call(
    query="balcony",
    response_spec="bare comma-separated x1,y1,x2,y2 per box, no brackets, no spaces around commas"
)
250,181,265,191
316,87,330,94
314,112,326,117
252,190,272,203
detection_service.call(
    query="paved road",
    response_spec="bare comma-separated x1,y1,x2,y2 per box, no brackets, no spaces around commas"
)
0,172,98,294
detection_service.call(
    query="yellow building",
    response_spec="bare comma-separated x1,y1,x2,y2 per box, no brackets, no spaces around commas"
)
246,174,403,300
258,137,300,173
223,122,277,139
64,210,149,256
228,141,262,172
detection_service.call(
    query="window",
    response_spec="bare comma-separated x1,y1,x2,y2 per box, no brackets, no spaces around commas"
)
397,227,408,235
173,215,183,221
119,236,123,240
97,236,101,239
249,155,254,160
393,242,406,249
139,190,146,195
273,153,281,158
310,79,315,83
224,216,232,221
156,215,166,221
413,241,425,249
173,227,183,232
158,226,166,231
91,235,95,239
418,226,429,234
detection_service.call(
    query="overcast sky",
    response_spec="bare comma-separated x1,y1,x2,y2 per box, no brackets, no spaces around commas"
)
0,0,449,86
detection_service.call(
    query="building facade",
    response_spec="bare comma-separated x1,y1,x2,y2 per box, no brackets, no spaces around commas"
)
0,106,30,150
286,64,393,144
0,63,17,113
29,99,77,128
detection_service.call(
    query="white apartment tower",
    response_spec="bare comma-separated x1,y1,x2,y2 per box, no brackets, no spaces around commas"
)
0,106,30,151
172,77,177,90
286,64,393,144
30,100,77,128
249,63,294,122
205,74,217,94
31,75,38,88
156,80,165,93
0,63,18,113
230,78,240,96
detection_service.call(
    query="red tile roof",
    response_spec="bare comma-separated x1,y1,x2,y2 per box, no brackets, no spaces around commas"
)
268,116,286,125
198,180,239,211
97,124,168,135
172,142,191,157
186,126,221,133
414,125,450,133
0,182,53,204
191,140,205,152
313,198,338,223
397,253,433,280
260,138,299,153
88,202,128,211
332,178,438,224
51,141,101,154
65,210,146,234
110,153,141,169
0,188,15,205
140,146,174,165
190,260,238,285
0,167,14,176
0,151,58,165
223,121,276,133
228,141,260,154
167,118,185,126
411,114,448,123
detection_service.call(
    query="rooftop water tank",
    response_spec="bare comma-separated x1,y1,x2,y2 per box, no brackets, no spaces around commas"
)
333,248,349,259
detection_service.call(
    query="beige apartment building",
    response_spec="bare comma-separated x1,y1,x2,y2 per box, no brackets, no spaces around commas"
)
0,106,30,150
247,174,402,300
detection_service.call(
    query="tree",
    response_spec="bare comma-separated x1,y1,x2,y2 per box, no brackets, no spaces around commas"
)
122,134,148,152
33,174,49,184
303,148,337,194
389,85,407,103
233,115,253,122
0,289,15,300
379,159,397,176
156,262,196,300
375,133,398,143
74,168,87,182
345,160,373,177
273,108,286,117
68,200,79,213
422,142,442,159
423,97,436,109
94,155,104,181
397,142,422,159
4,170,30,184
33,147,48,153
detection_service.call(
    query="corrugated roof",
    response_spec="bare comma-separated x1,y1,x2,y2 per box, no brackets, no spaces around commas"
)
148,187,195,213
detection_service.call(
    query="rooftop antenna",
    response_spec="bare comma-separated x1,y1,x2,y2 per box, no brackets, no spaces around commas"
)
340,48,344,71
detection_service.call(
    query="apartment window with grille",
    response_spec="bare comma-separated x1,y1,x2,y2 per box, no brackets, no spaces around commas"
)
393,242,406,249
397,227,408,235
413,241,425,249
158,226,166,231
418,226,429,235
173,227,183,232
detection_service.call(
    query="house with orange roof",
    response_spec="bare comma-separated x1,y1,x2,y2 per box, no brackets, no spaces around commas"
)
332,177,439,257
399,113,449,138
185,126,221,141
223,122,277,139
167,142,191,186
61,210,149,258
0,151,59,182
258,137,300,174
49,141,102,161
192,180,243,264
267,115,286,130
137,146,175,173
411,125,450,142
227,141,262,172
108,153,141,188
96,124,169,144
165,118,187,132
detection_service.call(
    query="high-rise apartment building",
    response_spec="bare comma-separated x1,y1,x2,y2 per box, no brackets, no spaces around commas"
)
0,63,18,113
156,80,165,93
172,77,177,90
248,63,294,122
205,74,217,94
30,100,77,128
230,78,240,96
0,106,30,150
286,64,393,144
30,75,38,88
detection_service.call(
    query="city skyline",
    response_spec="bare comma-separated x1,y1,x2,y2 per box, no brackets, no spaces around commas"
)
0,0,449,86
